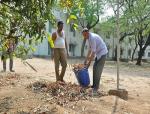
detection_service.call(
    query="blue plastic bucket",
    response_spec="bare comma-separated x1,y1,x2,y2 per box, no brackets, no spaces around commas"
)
74,68,90,87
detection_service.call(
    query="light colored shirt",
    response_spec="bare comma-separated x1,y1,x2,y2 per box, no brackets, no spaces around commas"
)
88,32,108,60
54,31,65,48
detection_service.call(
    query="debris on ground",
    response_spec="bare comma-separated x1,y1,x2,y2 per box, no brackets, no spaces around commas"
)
16,111,30,114
27,81,107,106
32,105,51,114
0,97,13,113
0,73,20,87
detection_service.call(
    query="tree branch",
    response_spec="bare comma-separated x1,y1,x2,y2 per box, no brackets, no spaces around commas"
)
119,31,135,42
88,15,99,30
77,16,84,28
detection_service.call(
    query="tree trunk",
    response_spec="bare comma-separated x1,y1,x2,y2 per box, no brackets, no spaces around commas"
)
113,46,117,61
136,48,144,65
136,33,150,65
131,44,137,61
81,39,86,57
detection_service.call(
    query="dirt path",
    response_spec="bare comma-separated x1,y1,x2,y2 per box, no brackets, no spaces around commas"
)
0,58,150,114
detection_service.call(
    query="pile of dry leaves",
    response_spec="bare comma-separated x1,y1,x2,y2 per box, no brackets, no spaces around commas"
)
27,81,107,106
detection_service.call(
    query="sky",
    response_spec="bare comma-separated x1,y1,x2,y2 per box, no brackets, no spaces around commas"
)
100,7,114,21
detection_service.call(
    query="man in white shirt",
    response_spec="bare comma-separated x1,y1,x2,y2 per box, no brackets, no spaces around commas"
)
82,28,108,94
52,21,69,82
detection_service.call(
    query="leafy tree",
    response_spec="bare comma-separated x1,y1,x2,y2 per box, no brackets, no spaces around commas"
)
120,0,150,65
0,0,56,57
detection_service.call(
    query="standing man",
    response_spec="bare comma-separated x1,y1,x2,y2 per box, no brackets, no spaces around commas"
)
82,28,108,94
1,38,16,72
51,21,69,82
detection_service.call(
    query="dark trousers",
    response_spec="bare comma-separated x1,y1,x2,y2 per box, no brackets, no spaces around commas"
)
93,55,106,90
53,48,67,81
2,52,14,71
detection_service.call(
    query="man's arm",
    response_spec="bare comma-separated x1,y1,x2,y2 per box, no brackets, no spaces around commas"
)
85,38,96,67
86,51,95,68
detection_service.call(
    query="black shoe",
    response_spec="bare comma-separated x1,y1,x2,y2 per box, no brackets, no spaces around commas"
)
90,85,94,88
10,70,15,72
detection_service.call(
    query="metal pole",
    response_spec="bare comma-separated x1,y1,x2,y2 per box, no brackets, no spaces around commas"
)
116,0,120,90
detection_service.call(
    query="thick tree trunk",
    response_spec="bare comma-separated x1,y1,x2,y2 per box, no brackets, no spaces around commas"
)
136,48,144,65
136,33,150,65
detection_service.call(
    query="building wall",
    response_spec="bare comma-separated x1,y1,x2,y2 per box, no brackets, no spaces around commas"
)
142,46,150,60
33,21,50,56
102,34,150,60
32,10,150,60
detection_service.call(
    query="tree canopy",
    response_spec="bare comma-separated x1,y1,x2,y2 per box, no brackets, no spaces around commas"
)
0,0,56,57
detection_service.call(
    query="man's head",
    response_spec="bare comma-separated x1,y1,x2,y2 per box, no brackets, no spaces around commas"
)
82,28,89,39
57,21,64,32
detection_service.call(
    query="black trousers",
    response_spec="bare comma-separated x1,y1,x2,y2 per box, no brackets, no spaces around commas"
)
2,52,14,71
92,55,106,90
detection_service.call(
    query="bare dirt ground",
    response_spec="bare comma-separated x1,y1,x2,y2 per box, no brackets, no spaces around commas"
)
0,58,150,114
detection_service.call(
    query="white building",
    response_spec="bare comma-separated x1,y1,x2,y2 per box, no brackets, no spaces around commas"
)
33,10,150,61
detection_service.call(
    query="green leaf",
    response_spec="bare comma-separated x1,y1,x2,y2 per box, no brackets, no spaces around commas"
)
67,18,70,24
69,15,77,20
73,23,78,27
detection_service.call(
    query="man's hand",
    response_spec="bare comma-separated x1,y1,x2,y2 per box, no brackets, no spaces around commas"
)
84,59,91,69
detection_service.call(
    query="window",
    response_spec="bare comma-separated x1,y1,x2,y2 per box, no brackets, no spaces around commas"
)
69,44,75,52
120,48,123,55
49,21,52,32
69,43,76,56
143,52,145,56
70,23,74,32
128,49,131,56
70,23,76,37
148,52,150,57
73,31,76,37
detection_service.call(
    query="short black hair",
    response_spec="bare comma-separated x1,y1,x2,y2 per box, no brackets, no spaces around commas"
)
57,21,64,26
82,28,89,33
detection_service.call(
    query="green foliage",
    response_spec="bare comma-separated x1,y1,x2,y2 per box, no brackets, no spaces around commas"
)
100,0,150,40
0,0,56,58
62,0,104,29
98,17,115,37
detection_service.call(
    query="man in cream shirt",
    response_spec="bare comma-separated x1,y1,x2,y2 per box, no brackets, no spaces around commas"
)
52,21,69,82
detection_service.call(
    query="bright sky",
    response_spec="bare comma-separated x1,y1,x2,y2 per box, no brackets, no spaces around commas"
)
100,7,114,21
105,8,114,16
